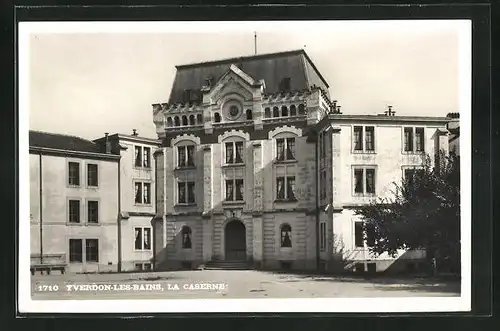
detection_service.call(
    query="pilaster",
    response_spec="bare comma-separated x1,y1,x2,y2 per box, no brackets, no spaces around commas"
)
202,215,213,262
203,145,212,214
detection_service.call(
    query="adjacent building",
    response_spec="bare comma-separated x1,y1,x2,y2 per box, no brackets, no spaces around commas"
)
151,49,451,273
30,130,161,273
29,131,121,273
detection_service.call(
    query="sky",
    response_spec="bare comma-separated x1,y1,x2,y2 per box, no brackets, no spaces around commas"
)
24,21,468,141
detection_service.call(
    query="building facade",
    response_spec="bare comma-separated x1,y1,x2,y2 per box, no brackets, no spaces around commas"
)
30,130,161,273
151,50,451,272
93,131,162,271
29,131,121,273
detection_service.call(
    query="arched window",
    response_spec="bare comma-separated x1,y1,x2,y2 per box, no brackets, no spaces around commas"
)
246,109,252,120
174,116,180,127
214,112,221,123
280,224,292,247
182,115,188,126
181,226,192,249
264,107,271,118
290,105,297,116
196,113,203,124
281,106,288,117
166,117,173,127
273,106,280,117
298,104,305,115
189,115,195,126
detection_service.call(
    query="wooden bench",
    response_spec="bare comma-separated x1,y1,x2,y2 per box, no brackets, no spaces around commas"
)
30,253,67,275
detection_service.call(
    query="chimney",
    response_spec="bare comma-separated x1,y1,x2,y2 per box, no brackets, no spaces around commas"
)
132,129,138,136
104,133,111,154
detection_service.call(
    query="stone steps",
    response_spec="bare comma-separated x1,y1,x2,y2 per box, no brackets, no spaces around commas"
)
203,260,253,270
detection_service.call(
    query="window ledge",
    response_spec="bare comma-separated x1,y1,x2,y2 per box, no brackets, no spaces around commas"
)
86,222,100,226
221,163,245,168
274,198,298,203
274,159,297,164
133,166,152,170
401,151,425,155
67,185,81,188
134,203,153,206
133,249,152,252
222,200,245,205
352,193,376,198
66,222,84,226
86,185,99,189
175,203,196,207
352,150,376,154
175,166,196,170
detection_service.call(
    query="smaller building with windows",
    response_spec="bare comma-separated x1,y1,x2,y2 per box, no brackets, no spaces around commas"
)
93,130,162,272
29,130,121,273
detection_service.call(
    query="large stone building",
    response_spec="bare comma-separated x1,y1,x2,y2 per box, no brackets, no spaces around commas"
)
151,49,451,273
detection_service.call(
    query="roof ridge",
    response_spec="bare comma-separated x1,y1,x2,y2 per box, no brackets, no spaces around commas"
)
175,49,305,69
29,130,97,144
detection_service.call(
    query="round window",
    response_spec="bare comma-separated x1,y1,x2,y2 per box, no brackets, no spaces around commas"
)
229,105,239,117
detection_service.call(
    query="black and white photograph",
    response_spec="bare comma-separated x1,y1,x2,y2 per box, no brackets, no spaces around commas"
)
18,20,471,313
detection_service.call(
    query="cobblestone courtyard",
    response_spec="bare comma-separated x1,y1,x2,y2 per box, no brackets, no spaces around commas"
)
31,270,461,300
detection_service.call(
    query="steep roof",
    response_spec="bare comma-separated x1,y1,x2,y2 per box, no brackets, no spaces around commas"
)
29,130,102,154
168,49,330,104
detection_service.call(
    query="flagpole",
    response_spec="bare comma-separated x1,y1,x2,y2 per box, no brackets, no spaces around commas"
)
254,32,257,55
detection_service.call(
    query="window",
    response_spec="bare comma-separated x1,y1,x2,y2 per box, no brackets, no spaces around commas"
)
214,112,221,123
280,224,292,247
87,201,99,224
85,239,99,263
355,221,375,248
404,127,425,152
143,147,151,167
135,182,151,204
225,179,244,201
134,227,152,250
320,222,327,252
353,126,375,152
134,146,151,168
225,141,244,164
87,164,98,187
134,146,142,167
177,181,195,204
68,200,80,223
354,222,364,248
276,138,296,161
177,145,195,167
276,176,296,200
415,128,425,152
353,126,363,151
69,239,83,263
182,226,192,249
355,263,365,273
367,263,376,273
353,167,376,195
366,223,376,247
365,127,375,151
68,162,80,186
320,171,326,200
404,168,425,186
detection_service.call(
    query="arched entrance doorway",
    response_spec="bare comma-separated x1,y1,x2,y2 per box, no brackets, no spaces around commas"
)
224,219,246,260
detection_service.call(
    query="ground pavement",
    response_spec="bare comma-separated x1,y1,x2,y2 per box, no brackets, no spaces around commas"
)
30,269,461,300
